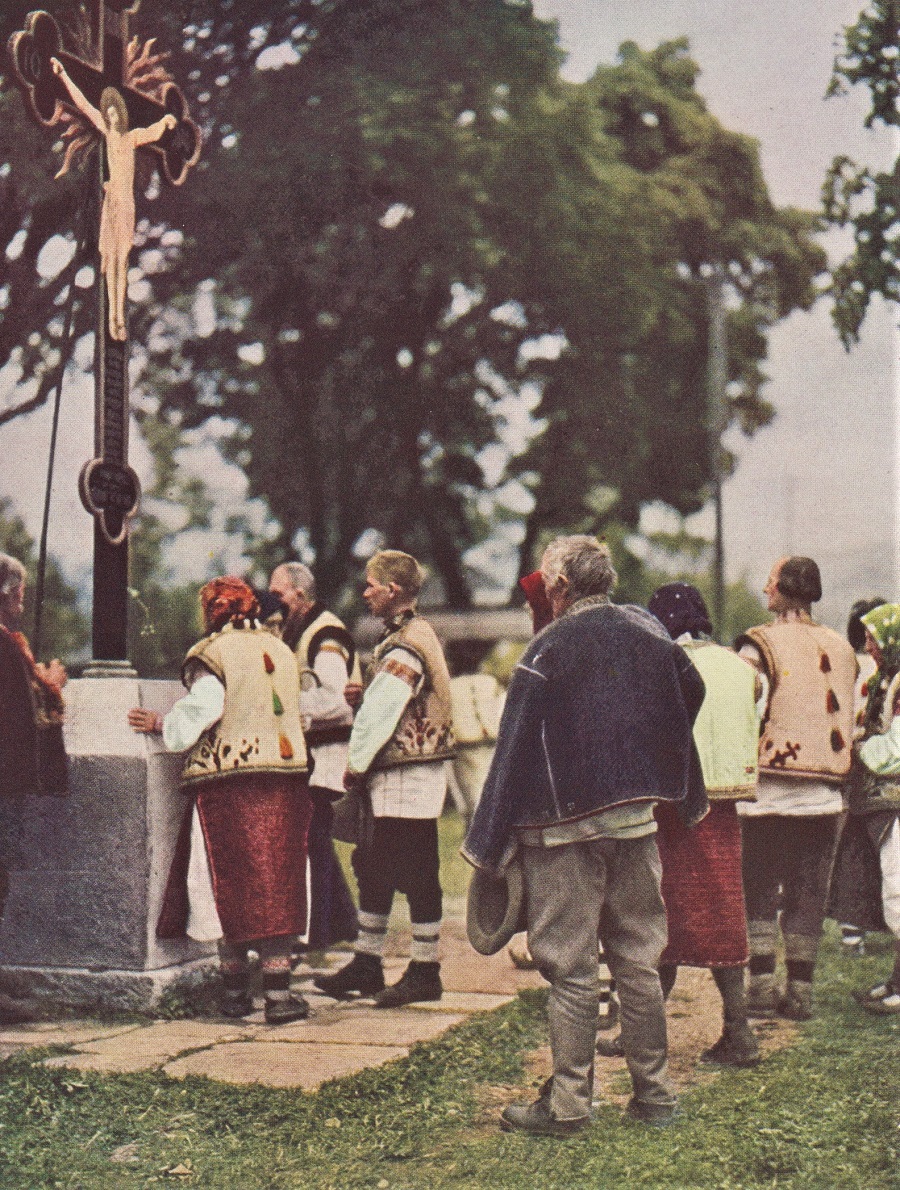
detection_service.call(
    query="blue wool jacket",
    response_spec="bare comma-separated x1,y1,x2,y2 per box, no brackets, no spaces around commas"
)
463,598,707,872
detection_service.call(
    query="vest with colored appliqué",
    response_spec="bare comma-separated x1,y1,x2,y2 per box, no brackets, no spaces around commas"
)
740,621,858,783
681,639,759,800
180,624,308,787
295,608,362,748
367,613,455,771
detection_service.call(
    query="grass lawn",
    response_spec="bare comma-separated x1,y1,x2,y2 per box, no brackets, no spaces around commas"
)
0,815,896,1188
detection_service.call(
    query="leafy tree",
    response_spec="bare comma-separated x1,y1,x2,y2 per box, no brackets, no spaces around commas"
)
0,498,89,664
1,6,825,611
513,40,826,574
822,0,899,346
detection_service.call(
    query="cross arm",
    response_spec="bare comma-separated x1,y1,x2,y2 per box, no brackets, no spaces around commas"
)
50,57,105,133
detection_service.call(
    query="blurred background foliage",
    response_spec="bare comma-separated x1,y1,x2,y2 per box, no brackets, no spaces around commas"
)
1,0,892,673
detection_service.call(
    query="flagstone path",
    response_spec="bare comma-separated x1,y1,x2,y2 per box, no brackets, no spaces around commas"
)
0,907,794,1095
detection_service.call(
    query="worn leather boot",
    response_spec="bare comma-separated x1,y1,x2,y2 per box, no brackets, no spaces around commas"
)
500,1097,588,1137
701,1021,761,1066
313,953,385,998
778,978,813,1021
264,992,310,1025
373,961,442,1008
746,973,778,1018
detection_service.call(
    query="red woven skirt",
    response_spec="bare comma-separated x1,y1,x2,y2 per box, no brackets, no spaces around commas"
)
656,800,748,967
158,773,312,944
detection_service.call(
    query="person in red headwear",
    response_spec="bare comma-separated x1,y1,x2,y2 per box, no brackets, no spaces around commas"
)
128,577,313,1023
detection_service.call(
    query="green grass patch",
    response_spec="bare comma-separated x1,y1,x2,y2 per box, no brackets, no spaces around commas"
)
0,927,897,1188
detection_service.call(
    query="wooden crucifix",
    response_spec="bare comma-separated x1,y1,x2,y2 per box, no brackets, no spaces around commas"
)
8,2,200,669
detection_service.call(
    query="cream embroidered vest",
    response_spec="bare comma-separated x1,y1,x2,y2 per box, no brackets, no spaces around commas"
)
368,613,455,771
295,608,361,747
740,621,858,782
180,623,308,786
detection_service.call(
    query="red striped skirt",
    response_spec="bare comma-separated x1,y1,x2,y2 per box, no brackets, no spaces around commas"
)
656,800,748,967
158,773,312,944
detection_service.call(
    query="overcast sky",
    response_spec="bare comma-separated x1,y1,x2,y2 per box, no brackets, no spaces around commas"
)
534,0,898,627
1,0,896,627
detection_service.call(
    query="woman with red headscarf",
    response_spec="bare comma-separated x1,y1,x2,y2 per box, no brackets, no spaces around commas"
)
128,577,313,1023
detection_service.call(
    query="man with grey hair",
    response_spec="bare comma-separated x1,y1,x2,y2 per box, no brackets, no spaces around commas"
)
268,562,360,951
464,535,707,1135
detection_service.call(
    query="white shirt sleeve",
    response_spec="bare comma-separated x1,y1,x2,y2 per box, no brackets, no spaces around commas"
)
859,715,900,776
739,641,770,718
347,648,423,774
162,673,225,753
300,648,353,726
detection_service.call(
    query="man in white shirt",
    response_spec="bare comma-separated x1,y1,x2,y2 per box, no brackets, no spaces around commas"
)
268,563,360,951
314,551,455,1008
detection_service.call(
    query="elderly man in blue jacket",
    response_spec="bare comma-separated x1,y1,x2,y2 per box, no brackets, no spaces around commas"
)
464,536,707,1136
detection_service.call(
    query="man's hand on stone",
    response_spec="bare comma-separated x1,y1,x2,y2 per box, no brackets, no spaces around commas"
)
128,708,162,734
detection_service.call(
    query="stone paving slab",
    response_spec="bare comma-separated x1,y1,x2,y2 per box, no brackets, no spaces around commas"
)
0,1022,141,1047
5,909,546,1087
44,1051,177,1075
405,991,514,1013
73,1020,258,1057
255,1008,466,1045
163,1041,409,1088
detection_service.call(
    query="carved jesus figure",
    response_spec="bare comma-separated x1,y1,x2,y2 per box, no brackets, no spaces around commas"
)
51,58,176,341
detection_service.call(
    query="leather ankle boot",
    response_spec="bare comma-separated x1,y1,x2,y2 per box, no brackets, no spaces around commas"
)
373,961,442,1008
313,953,385,998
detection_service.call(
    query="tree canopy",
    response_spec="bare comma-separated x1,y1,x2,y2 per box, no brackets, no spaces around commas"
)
822,0,899,346
1,2,827,607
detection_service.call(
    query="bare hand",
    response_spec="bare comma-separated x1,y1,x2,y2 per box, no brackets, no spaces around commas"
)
343,769,365,791
344,682,363,710
162,114,177,131
128,708,162,734
36,659,67,688
51,57,64,75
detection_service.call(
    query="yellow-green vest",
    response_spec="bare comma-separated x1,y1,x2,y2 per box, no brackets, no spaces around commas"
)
681,639,758,800
180,623,308,786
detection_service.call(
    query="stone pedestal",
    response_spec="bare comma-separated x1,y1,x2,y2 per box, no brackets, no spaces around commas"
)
0,678,216,1012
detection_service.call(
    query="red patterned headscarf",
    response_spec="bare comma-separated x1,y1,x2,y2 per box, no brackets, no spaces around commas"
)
200,577,259,633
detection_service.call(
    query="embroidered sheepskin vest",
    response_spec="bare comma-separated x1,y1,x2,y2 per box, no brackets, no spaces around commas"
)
368,612,455,771
682,639,758,800
180,623,308,786
739,621,857,783
295,608,361,747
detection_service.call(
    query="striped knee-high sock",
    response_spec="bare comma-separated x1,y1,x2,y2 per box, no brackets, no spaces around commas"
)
410,920,441,964
355,911,389,958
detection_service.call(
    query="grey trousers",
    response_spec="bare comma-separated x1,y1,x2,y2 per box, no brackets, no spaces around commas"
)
522,834,675,1121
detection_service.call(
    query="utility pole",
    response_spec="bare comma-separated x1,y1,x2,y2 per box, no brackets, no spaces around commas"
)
706,265,728,642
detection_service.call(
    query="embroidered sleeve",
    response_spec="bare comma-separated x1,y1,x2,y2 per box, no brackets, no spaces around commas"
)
383,657,420,688
348,649,424,774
